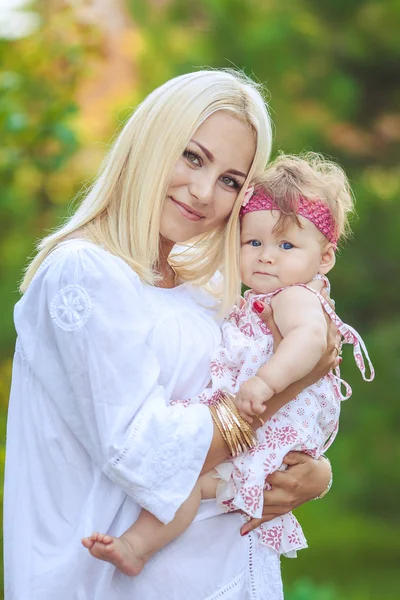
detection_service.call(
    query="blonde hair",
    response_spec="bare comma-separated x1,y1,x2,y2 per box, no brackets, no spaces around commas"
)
254,152,355,244
21,69,272,312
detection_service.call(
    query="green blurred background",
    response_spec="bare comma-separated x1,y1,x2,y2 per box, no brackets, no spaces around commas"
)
1,0,399,598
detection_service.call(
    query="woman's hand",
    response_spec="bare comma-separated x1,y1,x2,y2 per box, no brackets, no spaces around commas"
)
240,452,332,535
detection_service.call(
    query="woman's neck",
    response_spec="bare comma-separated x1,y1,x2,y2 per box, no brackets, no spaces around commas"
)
157,236,177,289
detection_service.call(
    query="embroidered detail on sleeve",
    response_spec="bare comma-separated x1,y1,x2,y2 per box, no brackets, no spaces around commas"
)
50,285,92,332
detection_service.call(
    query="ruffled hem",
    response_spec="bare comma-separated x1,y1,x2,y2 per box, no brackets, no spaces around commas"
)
256,514,308,557
215,464,308,558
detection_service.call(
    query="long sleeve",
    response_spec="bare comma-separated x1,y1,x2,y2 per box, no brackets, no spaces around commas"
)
16,243,213,523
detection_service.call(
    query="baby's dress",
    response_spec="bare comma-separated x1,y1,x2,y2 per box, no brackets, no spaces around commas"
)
180,276,374,557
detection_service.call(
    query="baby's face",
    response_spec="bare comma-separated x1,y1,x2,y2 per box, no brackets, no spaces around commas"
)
240,210,328,294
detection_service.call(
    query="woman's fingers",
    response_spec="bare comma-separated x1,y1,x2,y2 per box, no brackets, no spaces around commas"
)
321,288,335,310
282,450,306,466
240,495,291,535
328,320,342,369
240,517,264,536
253,301,282,350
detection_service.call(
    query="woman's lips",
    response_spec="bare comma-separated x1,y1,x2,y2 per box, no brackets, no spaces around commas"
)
170,198,204,222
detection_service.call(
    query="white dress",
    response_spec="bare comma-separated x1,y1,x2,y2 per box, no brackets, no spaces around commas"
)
4,240,282,600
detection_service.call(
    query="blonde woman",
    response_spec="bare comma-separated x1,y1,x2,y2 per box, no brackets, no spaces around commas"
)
4,70,337,600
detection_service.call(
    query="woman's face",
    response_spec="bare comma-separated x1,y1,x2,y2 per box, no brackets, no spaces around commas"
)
160,111,256,244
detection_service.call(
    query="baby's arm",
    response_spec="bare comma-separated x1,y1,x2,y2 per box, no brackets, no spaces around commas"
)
261,285,328,389
237,286,327,417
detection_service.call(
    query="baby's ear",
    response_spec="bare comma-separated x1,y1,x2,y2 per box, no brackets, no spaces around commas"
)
319,244,336,275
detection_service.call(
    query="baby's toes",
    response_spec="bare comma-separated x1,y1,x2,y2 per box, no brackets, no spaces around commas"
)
102,534,114,545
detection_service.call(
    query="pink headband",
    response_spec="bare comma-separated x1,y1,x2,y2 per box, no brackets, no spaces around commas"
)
240,188,338,249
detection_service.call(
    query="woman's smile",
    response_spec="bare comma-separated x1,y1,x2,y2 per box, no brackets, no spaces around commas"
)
169,197,205,221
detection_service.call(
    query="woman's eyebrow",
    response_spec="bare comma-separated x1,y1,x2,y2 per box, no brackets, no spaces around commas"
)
227,168,247,178
191,139,247,178
192,140,214,161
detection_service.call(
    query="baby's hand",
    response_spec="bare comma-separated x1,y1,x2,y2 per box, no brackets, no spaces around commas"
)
235,376,275,421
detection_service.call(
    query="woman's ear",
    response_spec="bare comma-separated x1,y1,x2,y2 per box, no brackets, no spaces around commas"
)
319,244,336,275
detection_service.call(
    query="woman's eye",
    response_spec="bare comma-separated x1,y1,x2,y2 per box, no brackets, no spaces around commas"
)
221,175,240,189
183,149,201,166
280,242,293,250
249,240,261,247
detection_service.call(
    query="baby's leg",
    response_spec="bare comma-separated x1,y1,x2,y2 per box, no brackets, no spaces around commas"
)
82,471,218,576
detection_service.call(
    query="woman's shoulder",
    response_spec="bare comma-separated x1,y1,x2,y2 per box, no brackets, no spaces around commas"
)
30,239,142,293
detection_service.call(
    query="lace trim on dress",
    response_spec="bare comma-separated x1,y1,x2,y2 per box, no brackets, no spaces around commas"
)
248,527,284,600
205,572,246,600
106,401,153,477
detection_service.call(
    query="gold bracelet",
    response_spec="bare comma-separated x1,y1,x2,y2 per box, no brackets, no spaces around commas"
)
209,392,258,457
215,399,242,456
210,400,236,457
210,403,237,457
221,393,258,446
209,404,226,444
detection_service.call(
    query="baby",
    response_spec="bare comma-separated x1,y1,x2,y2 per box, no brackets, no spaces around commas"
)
82,153,374,580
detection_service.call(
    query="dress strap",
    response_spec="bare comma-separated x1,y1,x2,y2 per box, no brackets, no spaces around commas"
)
298,285,375,398
305,288,375,384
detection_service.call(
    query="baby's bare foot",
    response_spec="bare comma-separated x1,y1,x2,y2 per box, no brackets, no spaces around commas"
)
82,532,148,576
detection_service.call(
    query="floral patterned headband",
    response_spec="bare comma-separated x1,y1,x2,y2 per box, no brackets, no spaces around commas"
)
240,187,338,249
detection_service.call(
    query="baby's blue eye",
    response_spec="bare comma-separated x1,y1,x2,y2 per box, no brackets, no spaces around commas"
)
249,240,261,247
280,242,293,250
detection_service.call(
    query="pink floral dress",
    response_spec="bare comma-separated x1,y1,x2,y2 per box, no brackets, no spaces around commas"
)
179,276,374,557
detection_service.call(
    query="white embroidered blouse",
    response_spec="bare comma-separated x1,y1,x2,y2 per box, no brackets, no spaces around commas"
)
4,240,278,600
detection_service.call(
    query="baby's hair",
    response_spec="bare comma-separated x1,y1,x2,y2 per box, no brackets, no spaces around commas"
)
253,152,355,245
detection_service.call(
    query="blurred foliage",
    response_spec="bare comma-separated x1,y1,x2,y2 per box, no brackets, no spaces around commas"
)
0,0,99,356
1,0,400,598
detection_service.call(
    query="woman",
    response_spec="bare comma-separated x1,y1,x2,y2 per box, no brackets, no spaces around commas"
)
4,70,336,600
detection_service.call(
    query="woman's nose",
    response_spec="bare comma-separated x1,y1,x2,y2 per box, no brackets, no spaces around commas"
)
189,172,214,204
